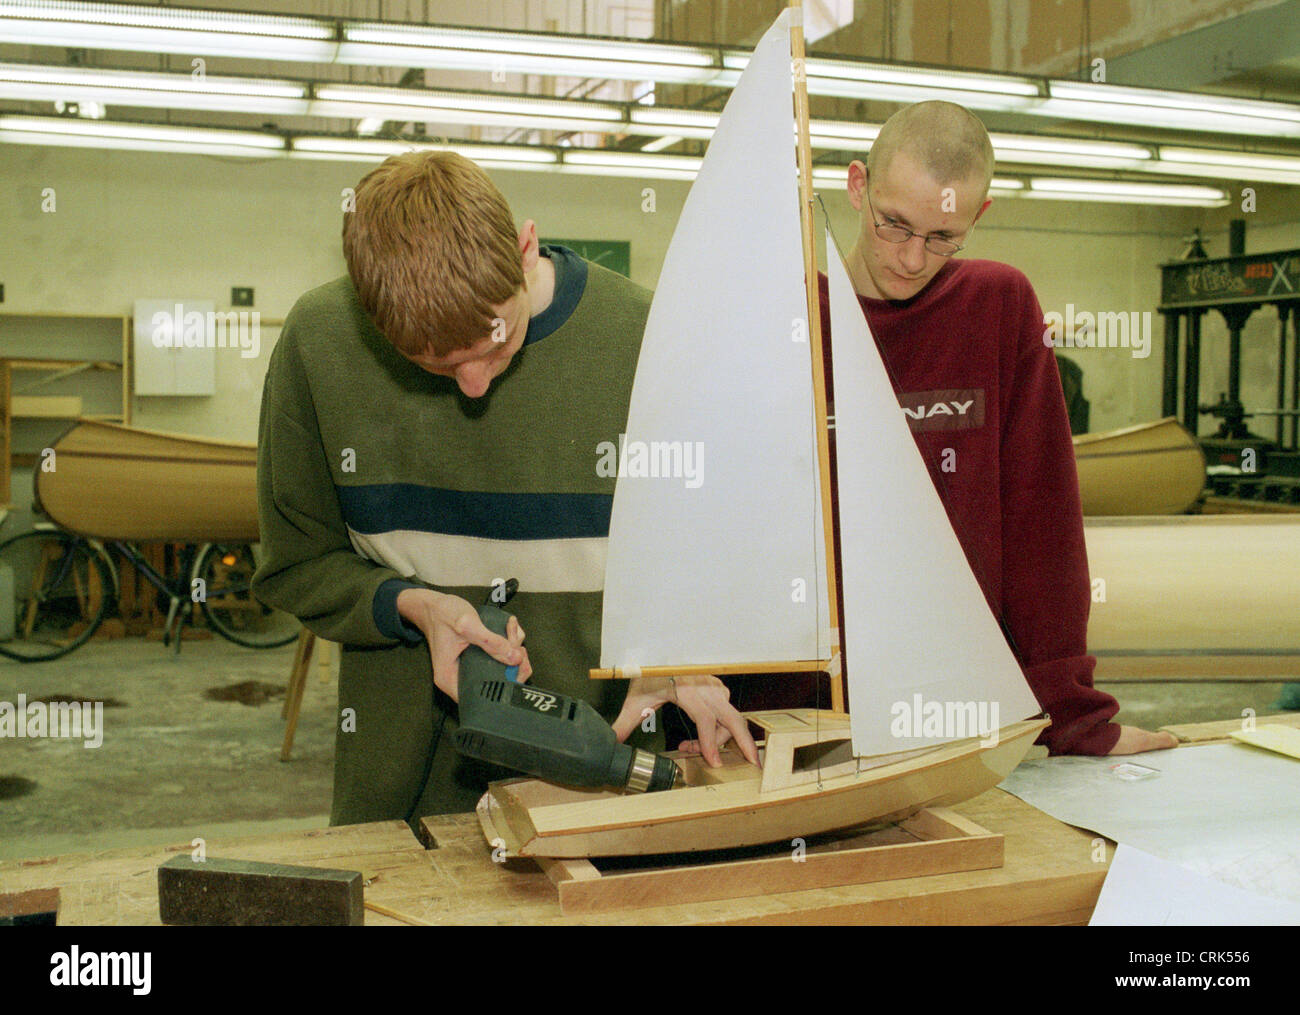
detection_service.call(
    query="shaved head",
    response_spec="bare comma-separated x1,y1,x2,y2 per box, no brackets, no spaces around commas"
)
867,101,995,195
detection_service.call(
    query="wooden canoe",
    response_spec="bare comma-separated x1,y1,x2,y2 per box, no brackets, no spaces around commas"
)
478,711,1048,858
1085,515,1300,654
35,420,259,543
1073,417,1206,516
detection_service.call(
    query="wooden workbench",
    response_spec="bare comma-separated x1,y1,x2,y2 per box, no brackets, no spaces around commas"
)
7,714,1287,925
0,789,1105,925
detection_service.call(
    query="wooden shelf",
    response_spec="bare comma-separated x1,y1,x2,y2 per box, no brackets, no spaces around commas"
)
11,395,84,418
1,315,132,508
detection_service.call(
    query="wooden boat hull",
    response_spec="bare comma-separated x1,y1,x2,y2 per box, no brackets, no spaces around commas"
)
478,717,1048,858
1073,417,1205,516
35,420,259,543
1085,515,1300,653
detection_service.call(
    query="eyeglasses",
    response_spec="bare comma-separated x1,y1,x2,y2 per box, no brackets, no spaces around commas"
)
865,191,964,257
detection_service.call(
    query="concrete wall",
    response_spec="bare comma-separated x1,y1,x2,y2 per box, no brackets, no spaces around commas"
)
0,142,688,450
7,142,1292,461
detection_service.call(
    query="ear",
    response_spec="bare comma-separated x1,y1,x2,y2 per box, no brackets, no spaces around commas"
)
846,160,868,212
971,195,993,226
518,220,540,274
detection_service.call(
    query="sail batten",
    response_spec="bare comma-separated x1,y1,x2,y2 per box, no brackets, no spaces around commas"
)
599,11,830,672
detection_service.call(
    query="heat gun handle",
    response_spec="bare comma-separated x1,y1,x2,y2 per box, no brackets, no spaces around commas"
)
460,601,520,688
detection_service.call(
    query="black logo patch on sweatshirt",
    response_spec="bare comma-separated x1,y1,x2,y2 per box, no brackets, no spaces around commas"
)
898,389,985,431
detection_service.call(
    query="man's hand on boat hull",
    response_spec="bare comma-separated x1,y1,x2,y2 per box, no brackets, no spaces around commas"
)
611,675,761,769
1107,724,1178,754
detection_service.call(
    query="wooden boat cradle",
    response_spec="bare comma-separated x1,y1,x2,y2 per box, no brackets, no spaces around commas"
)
518,805,1006,915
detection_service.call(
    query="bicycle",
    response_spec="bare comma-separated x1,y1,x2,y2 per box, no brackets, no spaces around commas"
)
0,523,299,662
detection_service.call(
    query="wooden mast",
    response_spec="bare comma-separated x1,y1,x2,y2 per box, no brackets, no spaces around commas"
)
790,0,845,713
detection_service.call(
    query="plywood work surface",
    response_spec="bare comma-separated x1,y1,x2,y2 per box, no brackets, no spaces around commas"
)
0,792,1103,925
0,822,429,926
46,701,1299,926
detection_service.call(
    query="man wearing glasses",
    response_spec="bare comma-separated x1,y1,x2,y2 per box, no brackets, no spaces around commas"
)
822,100,1176,756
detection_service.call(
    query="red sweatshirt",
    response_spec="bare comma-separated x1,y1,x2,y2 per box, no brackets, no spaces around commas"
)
727,259,1121,756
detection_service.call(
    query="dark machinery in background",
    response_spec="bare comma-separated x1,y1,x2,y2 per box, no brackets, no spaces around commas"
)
1158,224,1300,505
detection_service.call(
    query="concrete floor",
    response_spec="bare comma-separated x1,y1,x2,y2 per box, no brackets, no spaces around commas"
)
0,635,1296,862
0,635,334,860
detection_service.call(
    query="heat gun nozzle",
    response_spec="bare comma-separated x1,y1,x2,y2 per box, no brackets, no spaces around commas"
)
626,748,679,793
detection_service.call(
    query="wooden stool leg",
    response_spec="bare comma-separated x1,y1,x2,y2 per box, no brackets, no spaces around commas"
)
20,543,54,638
280,628,315,762
281,628,312,718
317,639,332,683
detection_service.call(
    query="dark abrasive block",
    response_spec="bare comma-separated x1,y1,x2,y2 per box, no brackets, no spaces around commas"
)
157,856,363,926
0,888,60,926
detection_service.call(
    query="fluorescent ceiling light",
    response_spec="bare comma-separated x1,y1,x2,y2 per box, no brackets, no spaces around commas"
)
806,59,1040,97
0,113,1243,204
292,135,557,164
806,76,1039,112
1050,81,1300,124
1154,146,1300,185
0,1,338,61
990,132,1151,170
7,3,1299,142
341,22,711,64
0,113,284,155
315,85,621,123
0,61,308,114
311,83,622,134
1159,147,1300,172
561,149,701,180
627,106,718,138
3,58,1296,187
1044,82,1300,138
338,21,722,84
808,120,879,146
811,166,849,188
1028,177,1227,206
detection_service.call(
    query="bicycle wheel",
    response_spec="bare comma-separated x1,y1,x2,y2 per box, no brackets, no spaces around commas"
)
0,529,113,661
193,542,299,648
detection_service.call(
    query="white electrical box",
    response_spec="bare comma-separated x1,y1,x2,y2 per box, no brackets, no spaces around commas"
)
133,299,217,396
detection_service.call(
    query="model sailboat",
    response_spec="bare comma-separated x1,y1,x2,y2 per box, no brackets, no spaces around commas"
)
478,5,1048,858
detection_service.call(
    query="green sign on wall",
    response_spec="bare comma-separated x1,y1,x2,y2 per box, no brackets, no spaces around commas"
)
542,238,631,277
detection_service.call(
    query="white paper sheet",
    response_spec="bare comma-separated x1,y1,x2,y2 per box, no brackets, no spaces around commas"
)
1090,844,1300,925
1002,742,1300,904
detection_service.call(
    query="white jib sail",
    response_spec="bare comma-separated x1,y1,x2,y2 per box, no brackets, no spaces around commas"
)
825,232,1042,755
599,10,829,673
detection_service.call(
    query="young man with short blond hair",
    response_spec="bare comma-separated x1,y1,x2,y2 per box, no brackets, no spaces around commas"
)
825,100,1175,756
254,151,754,826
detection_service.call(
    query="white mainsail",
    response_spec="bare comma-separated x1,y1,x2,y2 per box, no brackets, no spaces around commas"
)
825,234,1042,755
599,10,830,672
